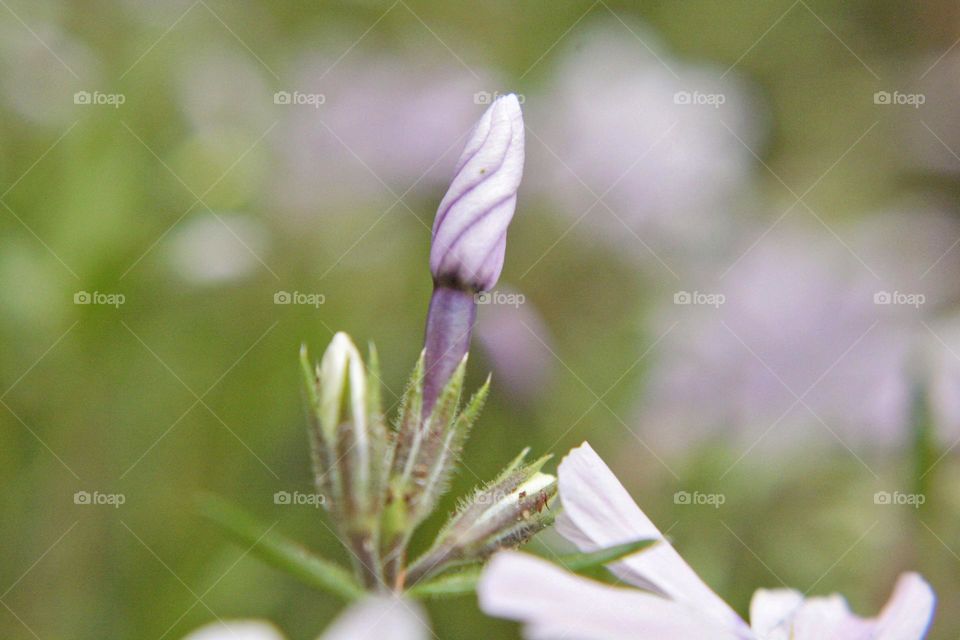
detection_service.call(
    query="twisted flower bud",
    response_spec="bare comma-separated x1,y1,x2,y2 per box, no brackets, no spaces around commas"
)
430,93,525,292
423,94,525,414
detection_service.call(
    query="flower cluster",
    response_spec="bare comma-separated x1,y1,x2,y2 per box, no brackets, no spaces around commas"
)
186,94,937,640
479,443,936,639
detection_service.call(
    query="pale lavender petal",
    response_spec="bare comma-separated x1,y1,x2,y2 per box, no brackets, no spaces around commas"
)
786,595,874,640
430,93,524,292
181,620,286,640
757,573,935,640
749,588,804,637
321,596,429,640
479,551,740,640
874,573,936,640
556,442,747,633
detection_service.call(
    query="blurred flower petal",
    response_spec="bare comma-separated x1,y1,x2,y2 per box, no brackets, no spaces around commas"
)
167,213,268,284
748,588,804,637
475,287,553,405
529,20,761,256
180,598,429,640
182,620,286,640
320,597,428,640
272,52,498,218
874,573,937,640
479,551,733,640
779,595,875,640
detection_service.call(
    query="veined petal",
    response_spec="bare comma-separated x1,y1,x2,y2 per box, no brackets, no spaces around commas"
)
478,551,742,640
320,596,429,640
556,442,747,632
182,620,286,640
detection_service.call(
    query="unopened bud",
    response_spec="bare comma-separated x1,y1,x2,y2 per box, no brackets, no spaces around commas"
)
430,93,524,293
405,451,556,584
301,332,388,588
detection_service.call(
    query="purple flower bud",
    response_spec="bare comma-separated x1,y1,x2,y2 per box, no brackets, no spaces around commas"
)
430,94,525,293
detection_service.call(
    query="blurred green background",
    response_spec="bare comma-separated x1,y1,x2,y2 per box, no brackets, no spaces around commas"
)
2,0,959,638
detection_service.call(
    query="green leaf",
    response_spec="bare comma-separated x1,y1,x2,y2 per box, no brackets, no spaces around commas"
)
407,565,482,598
556,538,658,571
195,493,364,601
407,538,658,599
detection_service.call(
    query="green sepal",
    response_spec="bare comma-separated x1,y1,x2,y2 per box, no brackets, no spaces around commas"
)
406,359,476,526
558,537,659,571
408,538,658,599
300,344,341,515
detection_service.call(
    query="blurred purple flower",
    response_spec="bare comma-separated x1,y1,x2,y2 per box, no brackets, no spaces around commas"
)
640,210,960,453
475,287,554,406
480,443,936,639
271,53,498,220
528,21,762,257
